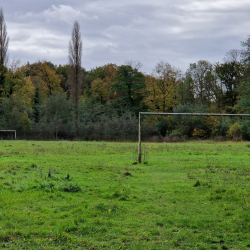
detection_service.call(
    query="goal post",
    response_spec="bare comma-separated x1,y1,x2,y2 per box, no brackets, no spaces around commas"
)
138,112,250,163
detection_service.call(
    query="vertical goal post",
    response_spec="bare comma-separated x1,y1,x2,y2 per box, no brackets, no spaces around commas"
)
138,112,250,163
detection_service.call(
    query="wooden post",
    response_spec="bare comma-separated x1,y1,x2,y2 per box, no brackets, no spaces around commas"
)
138,112,142,163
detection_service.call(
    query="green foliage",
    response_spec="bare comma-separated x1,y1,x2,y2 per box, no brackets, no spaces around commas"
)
78,98,108,123
227,122,242,141
177,75,195,105
217,118,231,136
21,112,31,134
215,62,244,108
168,129,183,138
155,117,169,136
0,64,7,96
56,64,69,93
0,96,28,131
241,119,250,140
111,65,148,115
172,102,208,137
34,91,74,139
237,68,250,113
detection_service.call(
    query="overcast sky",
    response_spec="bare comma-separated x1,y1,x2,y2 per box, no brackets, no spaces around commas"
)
1,0,250,74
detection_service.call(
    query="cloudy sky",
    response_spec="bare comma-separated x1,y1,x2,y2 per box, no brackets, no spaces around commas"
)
1,0,250,74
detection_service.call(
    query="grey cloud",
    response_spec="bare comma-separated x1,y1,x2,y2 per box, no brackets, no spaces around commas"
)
1,0,250,73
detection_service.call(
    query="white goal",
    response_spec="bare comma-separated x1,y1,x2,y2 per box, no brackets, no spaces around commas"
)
138,112,250,163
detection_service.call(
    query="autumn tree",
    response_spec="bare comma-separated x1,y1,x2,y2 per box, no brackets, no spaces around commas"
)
29,61,62,99
4,61,35,107
89,63,117,103
67,21,82,130
0,7,9,96
146,62,180,112
91,78,108,104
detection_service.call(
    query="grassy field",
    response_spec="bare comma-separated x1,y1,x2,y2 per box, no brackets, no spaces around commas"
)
1,140,250,249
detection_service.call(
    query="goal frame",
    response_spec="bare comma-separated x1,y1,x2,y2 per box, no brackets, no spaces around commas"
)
138,112,250,163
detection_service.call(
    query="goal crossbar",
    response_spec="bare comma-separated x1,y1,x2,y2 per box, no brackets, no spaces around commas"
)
138,112,250,163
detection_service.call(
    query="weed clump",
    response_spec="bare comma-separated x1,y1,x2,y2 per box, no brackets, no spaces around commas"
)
123,172,132,177
48,168,52,178
59,183,81,192
194,180,201,187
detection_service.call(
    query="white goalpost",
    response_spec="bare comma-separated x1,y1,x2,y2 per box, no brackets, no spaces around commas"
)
138,112,250,163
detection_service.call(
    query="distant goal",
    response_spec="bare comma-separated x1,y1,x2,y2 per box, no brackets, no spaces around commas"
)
0,130,16,140
138,112,250,163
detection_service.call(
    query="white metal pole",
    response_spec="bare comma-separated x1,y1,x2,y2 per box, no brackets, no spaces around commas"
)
138,112,142,163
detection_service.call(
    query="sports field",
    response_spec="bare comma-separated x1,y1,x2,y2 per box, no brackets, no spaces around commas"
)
0,140,250,249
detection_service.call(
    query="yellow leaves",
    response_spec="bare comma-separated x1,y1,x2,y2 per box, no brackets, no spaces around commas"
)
145,72,179,112
11,78,35,109
30,61,62,98
192,128,207,138
227,123,242,141
102,63,117,84
91,78,108,103
205,116,220,135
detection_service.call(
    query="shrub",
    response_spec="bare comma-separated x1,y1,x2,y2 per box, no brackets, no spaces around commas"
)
169,129,183,138
241,120,250,140
192,128,207,138
155,117,169,136
227,122,242,141
58,183,81,192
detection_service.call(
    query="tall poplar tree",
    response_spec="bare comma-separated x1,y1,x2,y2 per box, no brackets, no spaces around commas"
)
67,21,82,133
0,7,9,96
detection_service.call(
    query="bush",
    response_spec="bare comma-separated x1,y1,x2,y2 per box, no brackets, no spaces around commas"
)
192,128,207,138
241,120,250,140
217,117,232,136
227,122,242,141
155,117,169,136
169,129,183,138
172,102,208,137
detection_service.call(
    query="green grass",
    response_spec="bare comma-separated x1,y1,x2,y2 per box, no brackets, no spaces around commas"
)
1,140,250,249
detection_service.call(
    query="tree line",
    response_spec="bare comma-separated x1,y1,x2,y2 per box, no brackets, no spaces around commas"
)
1,7,250,141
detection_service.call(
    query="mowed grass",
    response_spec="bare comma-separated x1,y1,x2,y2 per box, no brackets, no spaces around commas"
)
1,140,250,249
